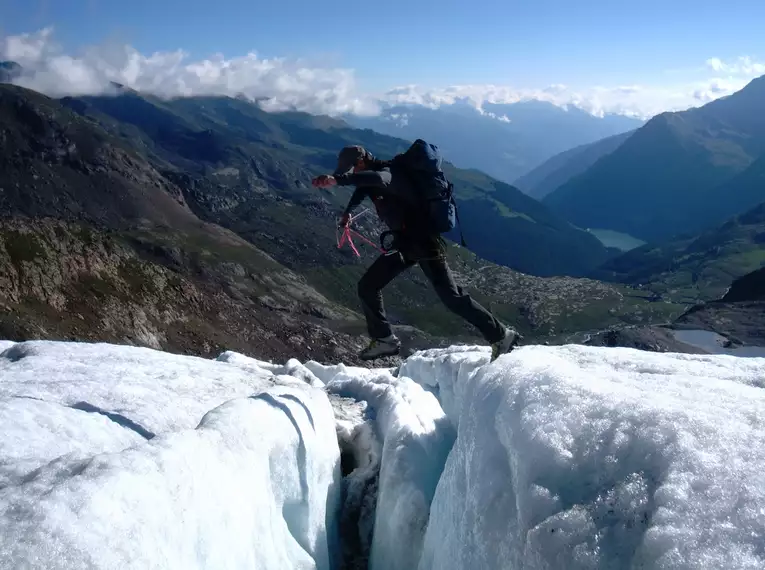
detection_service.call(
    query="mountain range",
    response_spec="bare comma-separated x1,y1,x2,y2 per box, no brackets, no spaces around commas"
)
56,86,611,277
0,83,369,361
513,130,635,199
345,99,642,186
0,80,683,363
2,61,765,360
542,75,765,243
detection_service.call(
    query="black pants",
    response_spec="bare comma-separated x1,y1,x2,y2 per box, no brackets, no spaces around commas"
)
357,250,506,344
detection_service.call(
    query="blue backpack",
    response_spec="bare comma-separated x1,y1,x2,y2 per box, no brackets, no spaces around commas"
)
393,139,466,246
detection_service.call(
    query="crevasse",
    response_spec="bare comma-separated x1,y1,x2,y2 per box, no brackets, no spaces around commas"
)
2,340,765,570
318,344,765,570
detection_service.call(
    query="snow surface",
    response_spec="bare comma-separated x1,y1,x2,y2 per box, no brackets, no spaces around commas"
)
0,341,341,570
2,339,765,570
399,344,765,569
0,341,279,435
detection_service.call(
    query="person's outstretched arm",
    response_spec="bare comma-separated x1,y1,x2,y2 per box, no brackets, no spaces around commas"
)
312,169,396,225
335,170,392,189
338,171,395,221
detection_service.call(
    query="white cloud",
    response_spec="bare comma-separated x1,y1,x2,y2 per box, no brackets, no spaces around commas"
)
2,27,52,62
0,27,380,116
706,56,765,76
1,28,763,121
375,70,760,120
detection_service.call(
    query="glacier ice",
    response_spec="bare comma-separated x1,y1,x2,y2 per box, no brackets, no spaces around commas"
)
400,344,765,569
2,339,765,570
0,341,278,434
0,341,341,570
307,361,456,570
329,393,380,570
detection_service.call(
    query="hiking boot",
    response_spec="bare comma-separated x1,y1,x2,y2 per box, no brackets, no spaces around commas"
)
360,335,401,361
491,327,522,362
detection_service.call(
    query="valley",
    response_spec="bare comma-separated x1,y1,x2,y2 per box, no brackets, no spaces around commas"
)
1,69,764,362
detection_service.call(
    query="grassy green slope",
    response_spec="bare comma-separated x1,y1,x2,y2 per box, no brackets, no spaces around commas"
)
595,201,765,303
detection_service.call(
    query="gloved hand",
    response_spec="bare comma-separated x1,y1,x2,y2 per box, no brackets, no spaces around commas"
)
312,174,337,188
337,212,351,228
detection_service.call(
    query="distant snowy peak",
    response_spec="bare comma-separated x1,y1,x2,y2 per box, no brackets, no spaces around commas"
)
379,103,514,126
367,99,639,134
345,98,643,184
371,95,646,122
375,111,411,128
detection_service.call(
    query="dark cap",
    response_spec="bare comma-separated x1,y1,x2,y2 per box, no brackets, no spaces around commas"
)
334,145,373,177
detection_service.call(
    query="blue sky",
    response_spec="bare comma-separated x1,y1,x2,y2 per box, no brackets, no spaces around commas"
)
5,0,765,89
2,0,765,117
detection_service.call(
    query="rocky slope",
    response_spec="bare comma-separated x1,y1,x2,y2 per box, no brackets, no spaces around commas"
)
0,218,395,361
672,266,765,348
722,266,765,302
674,302,765,349
578,266,765,355
578,326,710,354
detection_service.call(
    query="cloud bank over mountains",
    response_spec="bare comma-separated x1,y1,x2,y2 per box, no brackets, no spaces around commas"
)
2,27,763,120
1,28,377,116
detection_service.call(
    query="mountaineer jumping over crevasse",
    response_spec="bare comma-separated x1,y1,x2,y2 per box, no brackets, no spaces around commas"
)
312,140,521,361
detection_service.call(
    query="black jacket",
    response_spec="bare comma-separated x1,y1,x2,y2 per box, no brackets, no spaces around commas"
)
335,164,416,231
335,165,445,259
